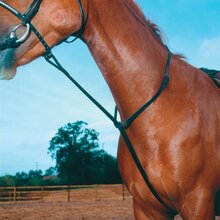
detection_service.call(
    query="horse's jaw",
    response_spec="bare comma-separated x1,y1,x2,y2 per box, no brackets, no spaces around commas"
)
0,49,17,80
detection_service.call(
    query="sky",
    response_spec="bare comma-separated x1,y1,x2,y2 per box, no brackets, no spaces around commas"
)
1,0,220,175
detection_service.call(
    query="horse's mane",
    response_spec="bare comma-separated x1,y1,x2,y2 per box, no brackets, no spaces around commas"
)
124,0,164,45
124,0,186,59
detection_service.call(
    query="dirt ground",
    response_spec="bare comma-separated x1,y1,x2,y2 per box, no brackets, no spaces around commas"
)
0,200,134,220
0,200,220,220
0,199,182,220
0,186,219,220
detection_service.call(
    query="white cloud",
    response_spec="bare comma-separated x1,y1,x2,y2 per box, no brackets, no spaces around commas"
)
192,37,220,69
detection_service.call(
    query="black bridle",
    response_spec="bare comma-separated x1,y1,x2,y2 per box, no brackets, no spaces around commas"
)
0,0,42,50
0,0,86,52
0,0,177,215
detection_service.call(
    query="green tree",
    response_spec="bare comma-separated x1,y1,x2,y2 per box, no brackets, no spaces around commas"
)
0,175,16,186
15,172,28,186
44,167,57,176
27,170,43,186
48,121,121,184
102,153,122,184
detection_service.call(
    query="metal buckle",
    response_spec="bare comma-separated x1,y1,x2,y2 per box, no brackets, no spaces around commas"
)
10,23,31,45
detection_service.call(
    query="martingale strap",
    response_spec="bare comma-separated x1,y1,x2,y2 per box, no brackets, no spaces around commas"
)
0,0,177,214
44,48,176,214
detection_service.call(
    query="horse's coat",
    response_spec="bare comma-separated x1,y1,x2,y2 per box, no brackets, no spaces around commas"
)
0,0,219,219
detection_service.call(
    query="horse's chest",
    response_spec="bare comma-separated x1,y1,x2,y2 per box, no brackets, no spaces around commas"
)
117,138,164,191
117,134,178,207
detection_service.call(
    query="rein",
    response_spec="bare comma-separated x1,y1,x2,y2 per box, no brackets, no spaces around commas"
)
0,0,176,214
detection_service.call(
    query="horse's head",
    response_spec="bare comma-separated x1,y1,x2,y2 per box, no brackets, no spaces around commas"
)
0,0,86,80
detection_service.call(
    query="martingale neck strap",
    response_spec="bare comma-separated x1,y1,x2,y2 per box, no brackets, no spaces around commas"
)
44,47,176,214
117,48,171,129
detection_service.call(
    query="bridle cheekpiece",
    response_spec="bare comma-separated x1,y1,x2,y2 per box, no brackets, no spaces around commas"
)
0,0,86,54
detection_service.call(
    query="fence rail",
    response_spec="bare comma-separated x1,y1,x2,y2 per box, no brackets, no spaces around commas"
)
0,184,131,204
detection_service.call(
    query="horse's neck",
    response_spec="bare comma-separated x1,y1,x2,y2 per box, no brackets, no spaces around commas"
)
84,0,168,120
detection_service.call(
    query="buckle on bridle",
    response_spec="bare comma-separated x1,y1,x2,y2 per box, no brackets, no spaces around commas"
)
0,23,31,50
10,23,31,45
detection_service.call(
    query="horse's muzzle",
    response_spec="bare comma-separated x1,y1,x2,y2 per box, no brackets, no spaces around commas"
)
0,48,16,80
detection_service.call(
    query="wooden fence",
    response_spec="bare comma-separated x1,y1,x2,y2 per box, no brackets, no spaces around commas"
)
0,184,131,204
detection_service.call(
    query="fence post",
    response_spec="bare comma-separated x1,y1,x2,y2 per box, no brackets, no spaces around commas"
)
13,187,16,203
9,190,11,202
67,185,70,202
122,184,125,201
95,185,99,201
41,186,44,203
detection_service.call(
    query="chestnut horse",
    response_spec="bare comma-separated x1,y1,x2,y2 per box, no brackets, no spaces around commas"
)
0,0,220,219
